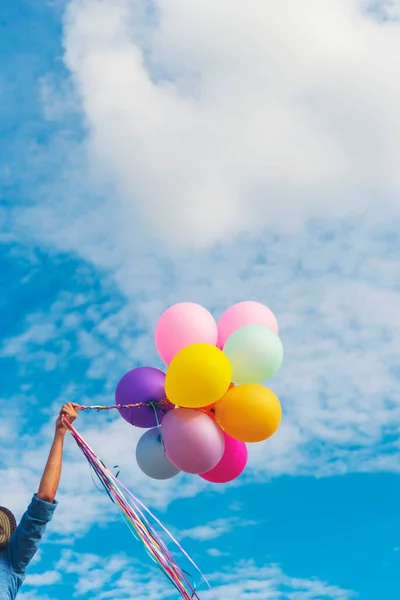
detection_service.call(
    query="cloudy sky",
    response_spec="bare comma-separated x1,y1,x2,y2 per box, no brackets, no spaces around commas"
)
1,0,400,598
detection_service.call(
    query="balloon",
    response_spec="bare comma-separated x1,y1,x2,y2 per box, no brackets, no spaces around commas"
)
116,367,173,428
165,344,232,408
136,428,180,480
155,303,218,365
200,432,247,484
214,384,282,442
161,408,225,474
223,325,283,384
217,301,278,349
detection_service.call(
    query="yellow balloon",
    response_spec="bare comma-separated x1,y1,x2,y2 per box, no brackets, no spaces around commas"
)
214,383,282,442
165,343,232,408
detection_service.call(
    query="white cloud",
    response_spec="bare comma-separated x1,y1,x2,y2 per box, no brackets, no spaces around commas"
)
206,548,229,558
180,517,255,542
24,570,61,587
48,551,356,600
18,593,57,600
26,0,398,254
54,549,178,598
204,561,356,599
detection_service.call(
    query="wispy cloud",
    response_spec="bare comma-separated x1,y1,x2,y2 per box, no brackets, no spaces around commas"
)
205,561,356,600
28,550,354,600
180,517,256,542
206,548,229,558
24,570,62,587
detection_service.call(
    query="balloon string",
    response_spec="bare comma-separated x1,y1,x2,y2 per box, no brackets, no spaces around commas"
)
79,402,168,453
149,401,167,454
79,401,172,411
118,479,216,597
62,416,213,599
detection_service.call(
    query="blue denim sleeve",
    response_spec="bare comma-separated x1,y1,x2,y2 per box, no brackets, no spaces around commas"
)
6,494,57,575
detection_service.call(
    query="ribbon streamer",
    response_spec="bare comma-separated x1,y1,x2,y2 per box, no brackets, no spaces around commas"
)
63,411,216,599
78,401,171,412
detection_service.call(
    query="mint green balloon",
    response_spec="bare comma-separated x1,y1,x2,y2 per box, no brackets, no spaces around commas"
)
223,324,283,384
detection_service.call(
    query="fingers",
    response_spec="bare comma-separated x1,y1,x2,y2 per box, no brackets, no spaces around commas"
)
59,402,81,415
57,403,79,428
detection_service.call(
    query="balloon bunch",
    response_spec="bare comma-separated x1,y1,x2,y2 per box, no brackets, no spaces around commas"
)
117,301,283,484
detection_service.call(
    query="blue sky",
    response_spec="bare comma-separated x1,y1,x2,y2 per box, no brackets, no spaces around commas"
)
1,1,400,599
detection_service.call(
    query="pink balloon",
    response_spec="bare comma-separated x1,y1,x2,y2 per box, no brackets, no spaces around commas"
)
155,302,218,365
217,301,278,349
200,432,248,484
161,409,225,474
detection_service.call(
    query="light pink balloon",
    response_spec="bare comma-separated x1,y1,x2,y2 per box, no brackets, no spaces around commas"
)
155,302,218,365
217,301,278,349
200,433,248,484
161,409,225,474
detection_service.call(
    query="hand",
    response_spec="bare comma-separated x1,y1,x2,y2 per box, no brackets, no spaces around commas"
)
55,402,80,434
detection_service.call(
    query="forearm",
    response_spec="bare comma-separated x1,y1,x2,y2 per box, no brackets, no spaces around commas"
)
36,431,65,503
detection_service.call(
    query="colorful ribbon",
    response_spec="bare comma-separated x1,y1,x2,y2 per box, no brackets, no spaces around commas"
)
78,401,171,411
63,408,216,599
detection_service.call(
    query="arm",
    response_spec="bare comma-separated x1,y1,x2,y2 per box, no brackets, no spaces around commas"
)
37,419,69,503
6,403,80,575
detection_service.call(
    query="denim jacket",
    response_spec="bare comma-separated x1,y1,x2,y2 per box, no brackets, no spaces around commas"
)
0,495,57,600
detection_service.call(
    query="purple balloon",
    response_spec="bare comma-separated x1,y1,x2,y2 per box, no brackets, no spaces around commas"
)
116,367,172,428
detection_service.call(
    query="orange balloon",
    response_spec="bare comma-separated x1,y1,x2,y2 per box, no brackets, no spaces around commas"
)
214,383,282,443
